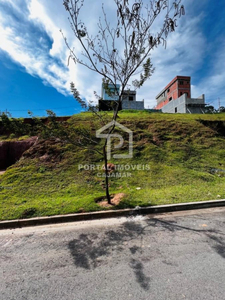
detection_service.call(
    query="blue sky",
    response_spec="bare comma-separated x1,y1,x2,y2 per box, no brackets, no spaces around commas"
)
0,0,225,117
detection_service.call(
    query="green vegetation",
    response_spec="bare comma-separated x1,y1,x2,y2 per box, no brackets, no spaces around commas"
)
1,111,225,220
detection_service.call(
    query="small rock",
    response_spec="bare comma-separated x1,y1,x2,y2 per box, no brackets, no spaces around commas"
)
134,206,141,210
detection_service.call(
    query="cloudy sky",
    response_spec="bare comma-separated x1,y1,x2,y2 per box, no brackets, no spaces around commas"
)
0,0,224,117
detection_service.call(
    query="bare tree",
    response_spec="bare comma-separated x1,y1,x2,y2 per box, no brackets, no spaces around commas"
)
62,0,185,204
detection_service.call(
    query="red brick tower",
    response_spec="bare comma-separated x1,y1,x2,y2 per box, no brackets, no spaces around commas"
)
156,76,191,110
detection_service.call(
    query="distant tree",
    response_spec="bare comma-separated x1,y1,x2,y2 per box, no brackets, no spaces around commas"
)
0,111,32,137
218,106,225,113
205,105,216,114
62,0,185,204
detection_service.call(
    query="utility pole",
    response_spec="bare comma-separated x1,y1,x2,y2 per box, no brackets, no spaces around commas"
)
218,98,221,110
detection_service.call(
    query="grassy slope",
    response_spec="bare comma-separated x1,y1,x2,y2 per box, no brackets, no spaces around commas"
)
0,111,225,220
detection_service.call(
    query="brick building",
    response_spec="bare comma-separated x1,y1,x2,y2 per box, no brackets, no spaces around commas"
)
155,76,205,114
156,76,191,109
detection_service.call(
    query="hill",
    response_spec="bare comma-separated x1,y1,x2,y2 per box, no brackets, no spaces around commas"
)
0,111,225,220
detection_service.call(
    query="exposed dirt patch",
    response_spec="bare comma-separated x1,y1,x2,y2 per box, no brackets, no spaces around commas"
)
0,137,38,169
198,120,225,137
95,193,126,207
152,135,162,146
23,138,65,166
0,170,6,175
19,207,38,219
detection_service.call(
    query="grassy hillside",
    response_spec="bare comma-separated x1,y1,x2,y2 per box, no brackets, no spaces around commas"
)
1,111,225,220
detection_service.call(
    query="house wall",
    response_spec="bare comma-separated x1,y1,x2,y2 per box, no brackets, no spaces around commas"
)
177,79,191,98
162,94,206,114
186,95,205,114
156,76,191,109
162,94,187,113
122,100,144,110
156,98,169,109
100,87,144,111
121,91,136,102
101,83,120,101
186,94,205,105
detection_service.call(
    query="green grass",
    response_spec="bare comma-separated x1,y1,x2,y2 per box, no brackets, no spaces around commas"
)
0,111,225,220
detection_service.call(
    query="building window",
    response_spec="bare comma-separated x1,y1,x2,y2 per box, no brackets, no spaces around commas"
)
180,81,183,85
169,97,172,101
175,107,177,113
180,92,183,96
129,96,133,101
167,88,170,92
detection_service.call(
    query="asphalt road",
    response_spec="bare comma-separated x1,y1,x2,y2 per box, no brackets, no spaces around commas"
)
1,207,225,300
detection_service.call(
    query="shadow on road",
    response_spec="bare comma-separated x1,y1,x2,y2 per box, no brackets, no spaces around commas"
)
68,215,225,290
68,220,151,290
130,258,150,290
147,218,225,259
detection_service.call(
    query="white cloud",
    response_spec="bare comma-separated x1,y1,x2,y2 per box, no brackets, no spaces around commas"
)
0,0,224,109
28,0,66,59
0,1,72,95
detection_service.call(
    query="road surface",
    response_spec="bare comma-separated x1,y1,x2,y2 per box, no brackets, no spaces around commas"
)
1,207,225,300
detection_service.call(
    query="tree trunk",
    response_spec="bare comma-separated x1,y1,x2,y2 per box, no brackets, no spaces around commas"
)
103,143,111,204
103,98,121,205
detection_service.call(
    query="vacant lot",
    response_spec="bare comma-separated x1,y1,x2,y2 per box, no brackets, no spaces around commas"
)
1,111,225,220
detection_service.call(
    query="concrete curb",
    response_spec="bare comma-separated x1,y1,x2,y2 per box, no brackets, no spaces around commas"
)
1,199,225,230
